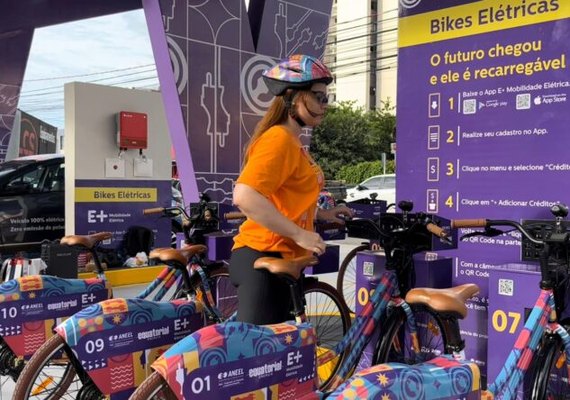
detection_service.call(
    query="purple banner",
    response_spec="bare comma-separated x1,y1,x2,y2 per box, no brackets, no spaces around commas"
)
397,0,570,375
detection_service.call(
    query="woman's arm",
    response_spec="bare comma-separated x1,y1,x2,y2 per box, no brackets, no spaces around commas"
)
233,183,326,254
316,204,354,224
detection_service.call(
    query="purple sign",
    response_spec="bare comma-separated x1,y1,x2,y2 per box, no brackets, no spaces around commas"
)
397,0,570,375
74,179,171,249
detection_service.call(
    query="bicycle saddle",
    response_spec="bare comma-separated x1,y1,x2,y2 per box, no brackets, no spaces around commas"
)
405,283,480,318
60,232,112,249
254,255,318,280
153,245,208,266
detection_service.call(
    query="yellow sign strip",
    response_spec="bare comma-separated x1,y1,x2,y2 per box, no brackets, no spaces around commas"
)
75,187,157,202
399,0,570,48
79,265,167,286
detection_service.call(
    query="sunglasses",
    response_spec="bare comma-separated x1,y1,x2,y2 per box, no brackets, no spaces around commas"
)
311,91,329,105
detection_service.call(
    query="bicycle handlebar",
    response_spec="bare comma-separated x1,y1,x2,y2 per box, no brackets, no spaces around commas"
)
143,207,166,215
425,222,447,238
224,212,246,220
451,218,543,245
451,219,488,228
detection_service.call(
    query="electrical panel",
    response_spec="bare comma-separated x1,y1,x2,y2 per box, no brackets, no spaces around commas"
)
117,111,148,149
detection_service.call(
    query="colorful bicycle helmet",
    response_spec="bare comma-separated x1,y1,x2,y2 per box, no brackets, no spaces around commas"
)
263,54,333,96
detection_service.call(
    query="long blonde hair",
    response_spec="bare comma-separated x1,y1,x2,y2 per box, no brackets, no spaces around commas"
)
243,90,313,165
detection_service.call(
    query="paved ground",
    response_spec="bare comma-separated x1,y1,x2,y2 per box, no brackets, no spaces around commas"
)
0,238,361,398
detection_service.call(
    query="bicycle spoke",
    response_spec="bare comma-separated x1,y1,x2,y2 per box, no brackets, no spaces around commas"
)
27,363,81,399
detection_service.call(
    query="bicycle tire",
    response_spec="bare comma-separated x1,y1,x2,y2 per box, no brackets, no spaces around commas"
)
373,304,450,365
303,279,351,389
13,334,81,400
129,371,177,400
525,334,569,400
336,244,369,313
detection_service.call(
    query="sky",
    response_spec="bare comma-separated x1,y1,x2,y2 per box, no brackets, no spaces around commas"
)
18,9,158,129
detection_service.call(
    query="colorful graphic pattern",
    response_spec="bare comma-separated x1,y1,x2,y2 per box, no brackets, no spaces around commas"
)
327,355,481,400
153,321,319,399
55,298,206,399
0,275,110,359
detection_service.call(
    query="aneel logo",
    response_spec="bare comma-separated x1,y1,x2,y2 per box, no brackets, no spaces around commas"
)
217,368,244,380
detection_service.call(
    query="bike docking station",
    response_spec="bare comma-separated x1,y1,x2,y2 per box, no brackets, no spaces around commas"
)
355,251,453,370
487,262,541,399
349,212,457,370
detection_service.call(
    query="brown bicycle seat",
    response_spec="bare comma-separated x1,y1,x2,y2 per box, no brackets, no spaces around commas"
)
148,247,172,259
60,232,112,249
254,255,319,280
405,284,480,319
154,245,208,266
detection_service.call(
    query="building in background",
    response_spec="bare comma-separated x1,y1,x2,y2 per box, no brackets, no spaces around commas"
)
5,109,58,161
325,0,398,110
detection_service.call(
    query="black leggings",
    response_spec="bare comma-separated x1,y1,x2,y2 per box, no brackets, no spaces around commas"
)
229,247,292,325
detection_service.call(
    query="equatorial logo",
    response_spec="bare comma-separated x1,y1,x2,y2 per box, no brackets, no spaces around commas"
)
399,0,422,9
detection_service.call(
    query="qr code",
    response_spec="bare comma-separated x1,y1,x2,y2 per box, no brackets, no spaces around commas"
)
363,261,374,277
498,278,514,296
463,99,476,114
516,93,531,110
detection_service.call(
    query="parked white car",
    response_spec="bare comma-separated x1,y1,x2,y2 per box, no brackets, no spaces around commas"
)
345,174,396,205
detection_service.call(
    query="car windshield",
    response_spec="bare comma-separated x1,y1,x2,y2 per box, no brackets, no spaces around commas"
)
384,176,396,188
362,177,381,189
0,160,33,179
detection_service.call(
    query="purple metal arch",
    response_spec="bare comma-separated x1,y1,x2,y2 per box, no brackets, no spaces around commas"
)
142,0,333,204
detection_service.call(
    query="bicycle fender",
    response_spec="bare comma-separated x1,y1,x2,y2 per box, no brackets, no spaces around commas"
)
327,355,481,399
54,298,206,398
151,321,320,399
0,275,110,359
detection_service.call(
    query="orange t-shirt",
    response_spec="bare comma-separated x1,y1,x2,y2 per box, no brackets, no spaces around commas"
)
233,125,324,258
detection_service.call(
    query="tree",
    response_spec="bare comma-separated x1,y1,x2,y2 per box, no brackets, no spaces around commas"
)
310,99,396,181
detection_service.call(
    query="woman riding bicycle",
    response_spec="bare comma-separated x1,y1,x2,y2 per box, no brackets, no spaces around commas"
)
230,54,352,325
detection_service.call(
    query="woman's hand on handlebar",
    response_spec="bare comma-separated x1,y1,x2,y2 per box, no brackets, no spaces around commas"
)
317,205,354,225
294,229,327,256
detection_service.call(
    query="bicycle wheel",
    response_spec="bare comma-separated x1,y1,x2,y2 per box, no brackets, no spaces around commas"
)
13,335,82,400
525,334,570,400
208,266,238,320
129,371,177,400
303,279,351,389
336,244,369,313
373,304,449,365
